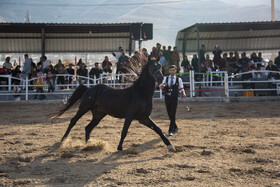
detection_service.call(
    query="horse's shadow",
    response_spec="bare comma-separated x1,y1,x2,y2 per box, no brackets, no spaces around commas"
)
0,138,167,186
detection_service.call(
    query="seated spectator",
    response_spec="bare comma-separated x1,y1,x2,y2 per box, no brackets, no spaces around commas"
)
67,64,75,85
266,60,279,79
102,56,112,73
227,52,240,74
11,65,21,86
77,63,88,84
89,62,103,81
42,56,50,73
3,57,13,74
0,65,8,90
56,66,67,89
204,61,214,73
250,52,258,62
216,53,227,71
34,71,46,100
239,52,250,72
46,65,56,92
191,54,199,72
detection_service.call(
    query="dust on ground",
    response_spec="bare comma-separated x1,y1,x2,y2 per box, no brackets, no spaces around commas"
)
0,100,280,186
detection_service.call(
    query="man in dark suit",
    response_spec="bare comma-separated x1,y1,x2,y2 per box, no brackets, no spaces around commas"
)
160,65,186,136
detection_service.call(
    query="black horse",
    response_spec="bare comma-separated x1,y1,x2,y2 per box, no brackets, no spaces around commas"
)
52,58,176,152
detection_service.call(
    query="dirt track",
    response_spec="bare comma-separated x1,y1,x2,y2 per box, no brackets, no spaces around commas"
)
0,100,280,186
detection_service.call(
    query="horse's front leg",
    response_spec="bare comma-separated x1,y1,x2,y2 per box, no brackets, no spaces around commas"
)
117,117,133,151
139,116,176,152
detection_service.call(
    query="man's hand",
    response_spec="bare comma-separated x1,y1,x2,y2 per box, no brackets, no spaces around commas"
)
182,92,187,98
160,83,167,90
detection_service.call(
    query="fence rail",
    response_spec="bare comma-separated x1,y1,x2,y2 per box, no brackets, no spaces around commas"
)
0,70,279,101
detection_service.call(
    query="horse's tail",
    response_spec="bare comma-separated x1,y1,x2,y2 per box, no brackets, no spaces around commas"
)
50,84,89,122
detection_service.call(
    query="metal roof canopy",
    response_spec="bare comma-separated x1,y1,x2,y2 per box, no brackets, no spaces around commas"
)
0,22,151,55
176,21,280,56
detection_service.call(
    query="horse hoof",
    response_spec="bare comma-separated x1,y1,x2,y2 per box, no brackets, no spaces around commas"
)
167,145,176,152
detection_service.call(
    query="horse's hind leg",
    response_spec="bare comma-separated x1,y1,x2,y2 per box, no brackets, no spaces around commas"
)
61,108,89,142
139,117,176,152
85,111,106,142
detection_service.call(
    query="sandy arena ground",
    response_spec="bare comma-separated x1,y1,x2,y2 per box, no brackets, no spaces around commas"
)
0,100,280,186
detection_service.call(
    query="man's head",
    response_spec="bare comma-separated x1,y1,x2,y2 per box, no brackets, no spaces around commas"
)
169,65,177,76
120,49,125,55
163,46,166,50
168,46,172,51
118,46,123,51
156,43,161,49
95,62,99,67
173,46,177,51
24,54,28,59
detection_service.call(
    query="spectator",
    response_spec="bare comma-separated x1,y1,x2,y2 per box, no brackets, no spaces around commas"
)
90,62,103,80
102,56,112,73
159,51,167,75
217,53,227,71
212,45,222,67
56,65,67,89
54,59,64,70
150,47,159,61
11,65,21,86
239,52,250,72
77,58,83,67
204,61,214,73
274,51,280,69
77,63,88,85
22,54,31,89
191,54,199,72
257,52,263,62
266,60,279,79
42,56,50,73
227,52,240,74
250,52,258,62
199,44,206,67
156,43,162,56
112,46,123,61
37,56,43,71
0,65,8,90
117,49,129,74
166,46,173,66
172,46,180,72
3,57,12,74
234,51,240,62
46,65,56,92
34,71,46,100
204,54,213,69
162,46,168,59
67,64,74,85
181,56,191,72
141,48,149,59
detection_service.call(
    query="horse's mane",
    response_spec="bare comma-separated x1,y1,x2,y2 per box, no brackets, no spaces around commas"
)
122,51,149,83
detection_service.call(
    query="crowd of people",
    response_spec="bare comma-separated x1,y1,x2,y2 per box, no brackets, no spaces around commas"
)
0,44,280,98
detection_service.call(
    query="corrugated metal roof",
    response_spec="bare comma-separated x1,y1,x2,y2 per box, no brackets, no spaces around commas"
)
176,21,280,53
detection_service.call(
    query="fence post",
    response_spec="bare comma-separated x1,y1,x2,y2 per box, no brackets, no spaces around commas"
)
25,75,28,100
192,70,195,97
224,72,229,98
8,75,11,91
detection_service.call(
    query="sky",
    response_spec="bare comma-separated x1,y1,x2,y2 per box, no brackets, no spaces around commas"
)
0,0,279,50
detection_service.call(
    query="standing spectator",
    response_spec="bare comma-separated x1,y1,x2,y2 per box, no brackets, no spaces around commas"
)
150,47,159,61
141,48,149,59
159,51,167,75
274,51,280,69
3,57,12,74
172,46,180,73
77,63,88,85
46,65,56,92
212,45,222,67
199,44,206,68
37,56,43,71
117,49,129,74
156,43,162,54
67,64,74,86
166,46,173,66
266,60,279,79
42,56,50,73
89,62,103,84
22,54,31,90
112,46,123,62
102,56,112,73
54,59,64,70
160,65,186,136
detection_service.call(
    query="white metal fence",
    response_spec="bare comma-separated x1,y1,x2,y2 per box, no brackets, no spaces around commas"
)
0,70,279,101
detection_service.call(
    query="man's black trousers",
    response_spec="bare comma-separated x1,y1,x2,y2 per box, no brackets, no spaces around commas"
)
164,95,178,132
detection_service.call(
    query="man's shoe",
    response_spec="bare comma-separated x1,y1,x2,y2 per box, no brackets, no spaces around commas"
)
168,132,173,136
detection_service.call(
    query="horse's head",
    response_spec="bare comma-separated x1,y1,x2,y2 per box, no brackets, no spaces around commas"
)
147,58,164,84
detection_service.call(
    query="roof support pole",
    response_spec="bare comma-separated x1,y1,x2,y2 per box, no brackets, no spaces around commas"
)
196,24,202,96
41,28,45,57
